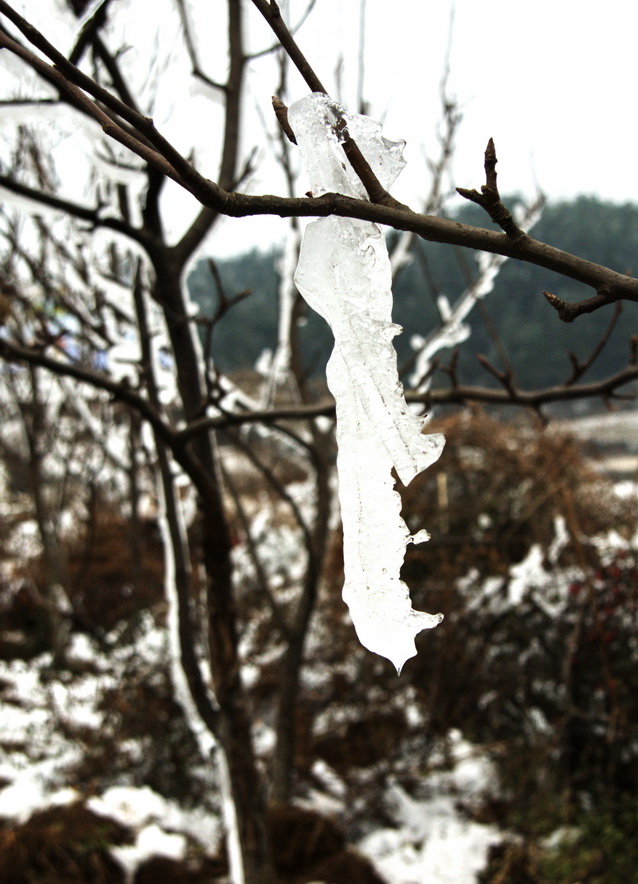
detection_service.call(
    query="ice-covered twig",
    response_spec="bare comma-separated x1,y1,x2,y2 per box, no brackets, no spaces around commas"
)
291,94,445,673
409,197,544,393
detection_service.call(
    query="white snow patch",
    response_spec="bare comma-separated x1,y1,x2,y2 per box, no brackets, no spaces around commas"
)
110,824,187,881
508,544,546,606
88,785,169,829
311,759,347,800
614,480,638,499
0,779,78,824
359,732,501,884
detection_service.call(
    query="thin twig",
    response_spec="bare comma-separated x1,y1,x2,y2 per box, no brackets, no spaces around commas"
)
457,138,524,238
565,302,623,385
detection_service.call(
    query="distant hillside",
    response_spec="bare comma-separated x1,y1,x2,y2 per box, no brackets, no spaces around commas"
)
187,197,638,391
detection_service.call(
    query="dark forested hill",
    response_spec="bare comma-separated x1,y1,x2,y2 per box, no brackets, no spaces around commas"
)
187,197,638,391
187,248,334,377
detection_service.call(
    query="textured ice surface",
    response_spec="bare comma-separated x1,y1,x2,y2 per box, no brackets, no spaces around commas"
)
291,94,445,673
289,92,406,200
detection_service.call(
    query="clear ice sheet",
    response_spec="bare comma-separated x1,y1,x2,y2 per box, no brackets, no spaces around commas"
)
291,94,445,673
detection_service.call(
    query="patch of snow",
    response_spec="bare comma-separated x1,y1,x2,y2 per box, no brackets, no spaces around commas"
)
0,779,78,824
360,734,501,884
590,528,635,556
508,545,546,606
311,759,347,800
614,480,637,499
253,722,276,756
137,823,187,858
88,785,168,829
110,823,187,882
548,514,569,563
89,784,220,853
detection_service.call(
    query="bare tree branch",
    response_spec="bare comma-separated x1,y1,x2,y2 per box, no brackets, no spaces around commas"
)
247,0,318,61
173,0,228,92
2,2,638,318
171,357,638,436
565,302,624,385
0,172,147,244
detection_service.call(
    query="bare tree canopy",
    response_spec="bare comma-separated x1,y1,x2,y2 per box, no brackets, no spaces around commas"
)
0,4,637,884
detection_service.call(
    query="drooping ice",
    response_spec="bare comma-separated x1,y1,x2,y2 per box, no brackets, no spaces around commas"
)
289,92,406,200
291,94,445,673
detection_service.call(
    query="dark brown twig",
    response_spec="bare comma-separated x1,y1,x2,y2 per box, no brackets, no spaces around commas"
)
542,289,618,323
252,0,405,208
250,0,326,92
476,353,516,396
565,302,623,384
172,357,638,438
457,138,523,238
272,95,297,144
174,0,227,93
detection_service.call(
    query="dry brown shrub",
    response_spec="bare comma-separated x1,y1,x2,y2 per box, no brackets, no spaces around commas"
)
0,802,130,884
314,710,408,773
402,409,630,585
63,502,165,634
270,805,385,884
0,583,54,659
134,854,226,884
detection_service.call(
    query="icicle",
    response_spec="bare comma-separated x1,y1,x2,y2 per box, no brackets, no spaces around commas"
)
291,94,445,673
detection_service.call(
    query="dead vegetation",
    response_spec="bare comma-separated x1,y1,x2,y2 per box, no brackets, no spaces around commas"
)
0,412,637,882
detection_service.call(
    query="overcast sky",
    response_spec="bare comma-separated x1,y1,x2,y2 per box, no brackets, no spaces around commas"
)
2,0,637,257
279,0,638,202
215,0,638,254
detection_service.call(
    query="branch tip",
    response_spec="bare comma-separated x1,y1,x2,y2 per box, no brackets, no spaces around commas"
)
543,290,563,309
272,95,297,144
483,137,497,189
457,138,523,238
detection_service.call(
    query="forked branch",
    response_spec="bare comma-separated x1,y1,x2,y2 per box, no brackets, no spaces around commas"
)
457,138,525,239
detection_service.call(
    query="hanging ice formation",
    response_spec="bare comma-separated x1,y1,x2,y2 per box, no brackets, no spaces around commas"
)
291,93,446,674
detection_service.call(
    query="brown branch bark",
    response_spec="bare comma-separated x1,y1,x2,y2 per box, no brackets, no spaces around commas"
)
2,3,638,317
0,173,146,244
252,0,405,208
174,360,638,435
250,0,326,93
457,137,524,238
565,303,623,384
131,263,221,736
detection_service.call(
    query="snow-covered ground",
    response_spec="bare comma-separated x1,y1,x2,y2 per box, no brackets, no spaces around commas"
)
1,409,636,882
358,732,503,884
556,409,638,451
0,618,504,882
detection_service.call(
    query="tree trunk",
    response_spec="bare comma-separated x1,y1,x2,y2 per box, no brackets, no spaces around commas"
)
24,364,70,665
134,260,275,883
271,445,332,804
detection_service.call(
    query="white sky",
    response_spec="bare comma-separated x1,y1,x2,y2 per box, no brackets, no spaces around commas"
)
217,0,638,255
2,0,637,257
288,0,638,204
